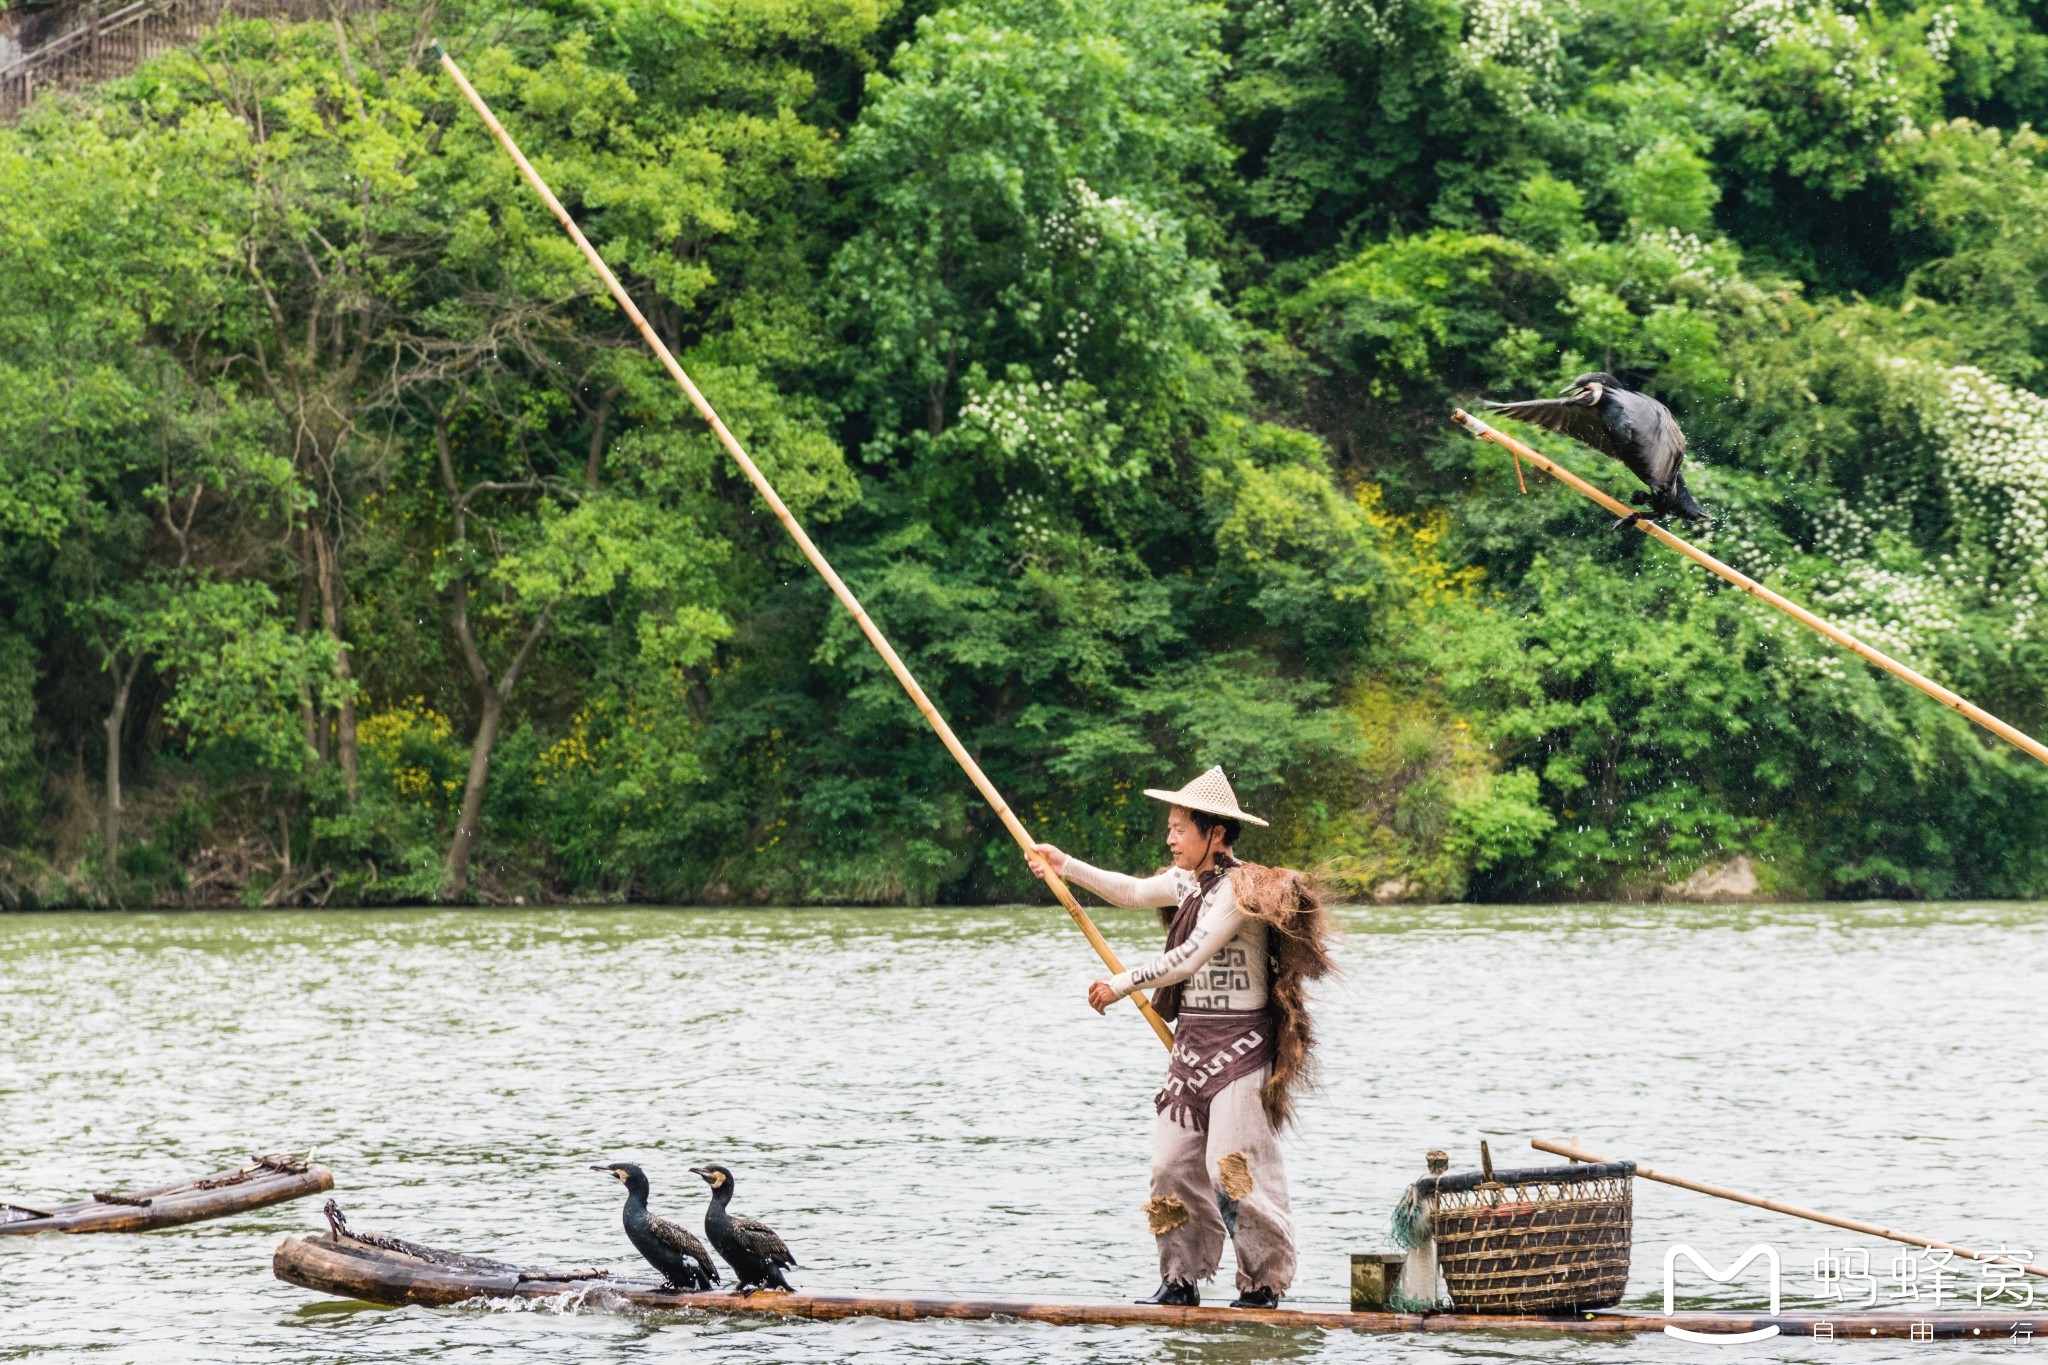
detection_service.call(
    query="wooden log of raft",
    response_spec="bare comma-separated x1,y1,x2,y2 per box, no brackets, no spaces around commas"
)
0,1156,332,1236
273,1229,2045,1339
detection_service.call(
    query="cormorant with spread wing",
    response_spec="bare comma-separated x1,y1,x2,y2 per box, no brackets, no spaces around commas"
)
1486,373,1709,528
593,1162,719,1291
691,1163,797,1293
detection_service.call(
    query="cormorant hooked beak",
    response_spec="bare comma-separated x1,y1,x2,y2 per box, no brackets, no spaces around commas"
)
1560,380,1605,404
591,1164,624,1180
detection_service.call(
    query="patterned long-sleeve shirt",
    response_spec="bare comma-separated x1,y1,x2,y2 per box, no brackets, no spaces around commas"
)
1063,858,1269,1011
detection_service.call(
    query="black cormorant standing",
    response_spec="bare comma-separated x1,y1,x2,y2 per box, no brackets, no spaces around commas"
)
593,1162,719,1291
1486,373,1710,528
691,1163,797,1293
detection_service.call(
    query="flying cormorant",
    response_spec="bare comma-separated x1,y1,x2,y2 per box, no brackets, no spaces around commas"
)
1486,373,1710,528
691,1163,797,1293
593,1162,719,1291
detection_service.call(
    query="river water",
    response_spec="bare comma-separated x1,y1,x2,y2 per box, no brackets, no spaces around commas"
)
2,901,2045,1362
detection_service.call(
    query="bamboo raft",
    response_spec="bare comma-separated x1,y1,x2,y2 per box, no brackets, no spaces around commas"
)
273,1226,2042,1339
1,1155,331,1235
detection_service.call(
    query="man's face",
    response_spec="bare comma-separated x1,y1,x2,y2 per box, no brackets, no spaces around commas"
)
1165,806,1219,870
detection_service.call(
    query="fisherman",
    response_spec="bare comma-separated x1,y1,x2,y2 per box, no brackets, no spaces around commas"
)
1031,767,1333,1310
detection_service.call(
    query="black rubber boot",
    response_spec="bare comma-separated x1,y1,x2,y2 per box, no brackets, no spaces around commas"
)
1230,1286,1280,1310
1136,1279,1200,1306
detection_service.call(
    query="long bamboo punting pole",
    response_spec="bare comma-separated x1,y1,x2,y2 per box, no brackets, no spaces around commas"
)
432,44,1172,1049
1535,1138,2048,1278
1452,410,2048,768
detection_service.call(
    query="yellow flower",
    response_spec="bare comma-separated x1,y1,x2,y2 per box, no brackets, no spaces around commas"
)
359,699,460,806
537,709,600,786
1356,483,1485,607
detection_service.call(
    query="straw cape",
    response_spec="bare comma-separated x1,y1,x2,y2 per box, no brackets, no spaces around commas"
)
1218,861,1333,1130
1143,766,1269,827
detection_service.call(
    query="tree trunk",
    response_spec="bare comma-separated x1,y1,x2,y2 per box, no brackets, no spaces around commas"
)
583,388,614,490
434,416,557,902
310,524,358,797
296,534,325,762
441,690,504,899
927,343,958,436
438,600,555,902
103,700,124,868
101,657,139,870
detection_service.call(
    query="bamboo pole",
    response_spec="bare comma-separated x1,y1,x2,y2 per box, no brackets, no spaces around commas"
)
431,43,1173,1049
1452,409,2048,768
1534,1138,2048,1278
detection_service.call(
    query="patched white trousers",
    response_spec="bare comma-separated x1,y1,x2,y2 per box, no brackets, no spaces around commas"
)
1143,1068,1295,1293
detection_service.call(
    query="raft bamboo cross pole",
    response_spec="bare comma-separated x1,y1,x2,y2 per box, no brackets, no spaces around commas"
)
1451,409,2048,769
1534,1138,2048,1279
432,44,1173,1050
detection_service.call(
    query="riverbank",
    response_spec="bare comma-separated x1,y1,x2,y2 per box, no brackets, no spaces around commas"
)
0,838,1779,911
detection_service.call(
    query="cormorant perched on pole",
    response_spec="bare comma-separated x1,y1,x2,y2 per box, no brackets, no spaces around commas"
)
691,1164,797,1293
1485,373,1710,528
593,1163,719,1291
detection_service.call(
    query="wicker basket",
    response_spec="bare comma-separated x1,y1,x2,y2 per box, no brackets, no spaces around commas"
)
1419,1150,1634,1314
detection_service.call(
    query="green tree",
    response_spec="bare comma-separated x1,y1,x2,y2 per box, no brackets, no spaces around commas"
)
830,0,1231,446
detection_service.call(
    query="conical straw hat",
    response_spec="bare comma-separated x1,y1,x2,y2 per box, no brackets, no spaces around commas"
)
1143,766,1268,827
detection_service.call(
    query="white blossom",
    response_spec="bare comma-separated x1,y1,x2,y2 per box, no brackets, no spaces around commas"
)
1043,179,1171,259
1788,362,2048,678
1722,0,1912,130
1907,362,2048,572
1004,489,1056,548
957,380,1086,461
1924,4,1958,63
1459,0,1575,109
1246,0,1406,49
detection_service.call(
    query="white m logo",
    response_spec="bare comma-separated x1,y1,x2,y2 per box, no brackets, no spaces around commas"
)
1663,1244,1783,1342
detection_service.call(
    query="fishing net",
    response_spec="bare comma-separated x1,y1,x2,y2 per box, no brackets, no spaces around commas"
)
1389,1183,1431,1251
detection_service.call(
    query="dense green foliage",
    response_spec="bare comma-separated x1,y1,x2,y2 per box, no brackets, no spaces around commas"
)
2,0,2045,907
